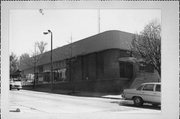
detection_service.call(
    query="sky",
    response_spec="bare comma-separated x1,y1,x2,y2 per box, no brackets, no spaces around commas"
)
10,9,161,57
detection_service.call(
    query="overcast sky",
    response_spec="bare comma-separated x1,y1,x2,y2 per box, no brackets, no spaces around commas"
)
10,9,161,57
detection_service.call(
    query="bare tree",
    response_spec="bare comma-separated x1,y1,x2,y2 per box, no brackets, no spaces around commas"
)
37,41,47,54
131,21,161,78
19,41,47,88
33,41,48,87
10,52,19,75
19,41,47,68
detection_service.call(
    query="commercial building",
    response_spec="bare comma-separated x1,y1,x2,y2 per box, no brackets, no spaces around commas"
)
21,30,159,92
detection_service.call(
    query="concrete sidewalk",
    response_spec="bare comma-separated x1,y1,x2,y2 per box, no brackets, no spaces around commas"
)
101,94,123,99
22,88,123,100
74,91,123,100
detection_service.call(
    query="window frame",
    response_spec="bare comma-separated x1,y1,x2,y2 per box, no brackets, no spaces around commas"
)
119,61,133,78
142,84,155,91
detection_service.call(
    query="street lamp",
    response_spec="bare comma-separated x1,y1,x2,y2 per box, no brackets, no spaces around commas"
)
43,30,53,91
33,42,37,89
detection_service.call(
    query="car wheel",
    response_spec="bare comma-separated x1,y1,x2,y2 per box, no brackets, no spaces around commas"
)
133,97,143,106
10,85,12,90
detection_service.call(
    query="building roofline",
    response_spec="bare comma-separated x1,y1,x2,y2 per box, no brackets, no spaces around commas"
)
20,30,134,70
43,30,134,54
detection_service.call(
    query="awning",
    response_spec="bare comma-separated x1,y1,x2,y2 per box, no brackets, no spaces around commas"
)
118,57,138,63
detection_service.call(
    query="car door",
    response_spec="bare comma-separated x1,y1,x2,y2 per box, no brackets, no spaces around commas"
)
141,84,155,102
135,85,145,97
152,84,161,103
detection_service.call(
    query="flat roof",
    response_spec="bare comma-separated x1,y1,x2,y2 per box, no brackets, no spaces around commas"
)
21,30,134,70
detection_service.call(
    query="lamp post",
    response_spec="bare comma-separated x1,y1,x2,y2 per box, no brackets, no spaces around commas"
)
43,30,53,91
33,42,37,89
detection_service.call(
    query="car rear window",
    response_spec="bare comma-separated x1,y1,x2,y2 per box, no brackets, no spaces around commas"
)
155,84,161,92
142,84,154,91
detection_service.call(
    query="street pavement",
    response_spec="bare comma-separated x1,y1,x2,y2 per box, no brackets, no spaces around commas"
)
8,90,160,119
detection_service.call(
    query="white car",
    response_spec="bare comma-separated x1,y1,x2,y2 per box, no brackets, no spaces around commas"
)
10,78,22,90
122,82,161,106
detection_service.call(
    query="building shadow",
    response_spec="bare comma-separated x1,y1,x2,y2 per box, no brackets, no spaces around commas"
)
22,87,122,98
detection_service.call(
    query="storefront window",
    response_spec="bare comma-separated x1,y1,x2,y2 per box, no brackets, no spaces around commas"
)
119,62,133,79
54,68,66,82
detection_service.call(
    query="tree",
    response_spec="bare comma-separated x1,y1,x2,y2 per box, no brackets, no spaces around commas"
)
37,41,47,54
131,21,161,78
33,41,47,87
19,53,33,69
10,52,19,75
19,41,48,69
19,41,47,88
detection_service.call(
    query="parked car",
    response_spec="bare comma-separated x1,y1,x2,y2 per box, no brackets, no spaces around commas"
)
122,82,161,107
10,78,22,90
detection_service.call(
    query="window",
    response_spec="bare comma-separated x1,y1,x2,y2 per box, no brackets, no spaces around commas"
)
143,84,154,91
155,84,161,92
119,62,133,78
137,85,144,90
39,66,43,73
54,68,66,82
120,62,126,77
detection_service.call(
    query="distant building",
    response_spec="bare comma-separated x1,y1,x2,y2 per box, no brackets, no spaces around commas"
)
20,30,159,92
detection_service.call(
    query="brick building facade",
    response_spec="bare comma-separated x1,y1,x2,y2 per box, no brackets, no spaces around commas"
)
21,30,159,93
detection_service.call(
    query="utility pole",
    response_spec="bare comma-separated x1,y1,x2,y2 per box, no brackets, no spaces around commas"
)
43,30,53,91
67,33,73,82
33,42,37,89
69,34,74,93
98,9,100,33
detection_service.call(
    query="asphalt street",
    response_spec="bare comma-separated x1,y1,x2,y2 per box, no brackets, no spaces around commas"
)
8,90,161,119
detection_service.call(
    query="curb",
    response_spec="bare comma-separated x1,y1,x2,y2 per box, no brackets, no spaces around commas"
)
22,89,123,100
72,92,123,100
101,96,123,100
